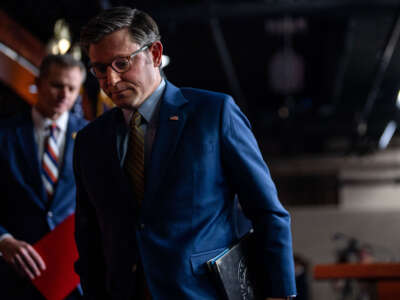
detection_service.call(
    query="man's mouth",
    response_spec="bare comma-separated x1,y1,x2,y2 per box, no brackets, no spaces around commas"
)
55,99,67,106
112,89,128,96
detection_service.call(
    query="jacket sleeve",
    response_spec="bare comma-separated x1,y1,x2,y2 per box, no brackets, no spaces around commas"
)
220,97,297,298
73,132,111,300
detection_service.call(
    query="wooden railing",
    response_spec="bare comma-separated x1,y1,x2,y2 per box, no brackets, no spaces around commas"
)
0,9,46,105
314,263,400,300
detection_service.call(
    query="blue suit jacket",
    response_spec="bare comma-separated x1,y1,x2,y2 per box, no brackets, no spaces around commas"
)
0,110,87,299
74,81,296,300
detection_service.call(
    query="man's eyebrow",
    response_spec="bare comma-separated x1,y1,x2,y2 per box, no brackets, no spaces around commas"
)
91,53,132,65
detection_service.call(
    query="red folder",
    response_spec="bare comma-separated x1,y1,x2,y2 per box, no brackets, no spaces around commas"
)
32,214,80,300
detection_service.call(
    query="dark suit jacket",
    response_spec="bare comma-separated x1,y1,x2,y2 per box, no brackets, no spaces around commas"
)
74,81,296,300
0,110,87,299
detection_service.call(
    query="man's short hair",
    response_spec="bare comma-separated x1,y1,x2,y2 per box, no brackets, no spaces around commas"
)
80,7,161,54
39,54,86,81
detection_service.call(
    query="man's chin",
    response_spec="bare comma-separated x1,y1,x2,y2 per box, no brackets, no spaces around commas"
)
112,96,140,110
47,106,69,119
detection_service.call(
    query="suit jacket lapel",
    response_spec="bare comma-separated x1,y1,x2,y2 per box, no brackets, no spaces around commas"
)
16,112,46,206
146,82,189,204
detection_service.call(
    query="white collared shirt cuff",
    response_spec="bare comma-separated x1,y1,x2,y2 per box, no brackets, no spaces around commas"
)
0,233,13,256
0,233,12,242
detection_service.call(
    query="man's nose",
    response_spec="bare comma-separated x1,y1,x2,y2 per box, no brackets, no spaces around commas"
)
59,87,68,98
106,66,121,86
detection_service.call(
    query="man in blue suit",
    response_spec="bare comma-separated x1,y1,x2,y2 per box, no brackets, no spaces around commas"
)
74,7,296,300
0,54,87,299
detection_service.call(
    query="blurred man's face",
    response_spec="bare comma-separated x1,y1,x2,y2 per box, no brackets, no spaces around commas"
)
35,64,83,120
88,28,163,110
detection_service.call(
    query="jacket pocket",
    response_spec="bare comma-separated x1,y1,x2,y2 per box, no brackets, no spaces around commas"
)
190,247,227,275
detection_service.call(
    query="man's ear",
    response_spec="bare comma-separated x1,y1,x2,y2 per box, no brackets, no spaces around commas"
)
150,41,163,68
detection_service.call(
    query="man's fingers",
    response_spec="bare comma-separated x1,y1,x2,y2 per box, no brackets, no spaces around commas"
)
10,256,26,278
15,253,35,280
0,238,46,279
19,247,42,277
26,245,46,271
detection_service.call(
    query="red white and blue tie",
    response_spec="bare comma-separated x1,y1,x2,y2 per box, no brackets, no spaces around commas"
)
42,123,59,200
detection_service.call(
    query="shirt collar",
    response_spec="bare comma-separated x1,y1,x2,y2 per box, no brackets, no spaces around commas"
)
31,107,69,132
122,79,166,125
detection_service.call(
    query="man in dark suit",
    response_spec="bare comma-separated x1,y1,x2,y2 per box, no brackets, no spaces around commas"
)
0,54,87,299
74,7,296,300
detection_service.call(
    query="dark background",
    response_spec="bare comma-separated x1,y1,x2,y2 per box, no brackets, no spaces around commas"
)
3,0,400,157
2,0,400,206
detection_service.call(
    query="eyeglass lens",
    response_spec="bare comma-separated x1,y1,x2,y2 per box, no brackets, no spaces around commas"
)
90,43,150,78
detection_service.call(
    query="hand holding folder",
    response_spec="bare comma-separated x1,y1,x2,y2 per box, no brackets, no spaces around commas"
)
32,214,80,300
207,231,263,300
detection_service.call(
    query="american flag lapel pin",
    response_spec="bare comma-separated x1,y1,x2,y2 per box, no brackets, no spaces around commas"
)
169,115,179,121
72,132,77,139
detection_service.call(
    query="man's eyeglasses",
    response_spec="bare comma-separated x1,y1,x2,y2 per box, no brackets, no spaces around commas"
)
89,43,152,79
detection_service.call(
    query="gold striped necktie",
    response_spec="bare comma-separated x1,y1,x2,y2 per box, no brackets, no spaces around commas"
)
125,111,145,205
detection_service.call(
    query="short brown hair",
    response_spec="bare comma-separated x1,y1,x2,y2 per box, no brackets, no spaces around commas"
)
39,54,86,81
80,7,161,54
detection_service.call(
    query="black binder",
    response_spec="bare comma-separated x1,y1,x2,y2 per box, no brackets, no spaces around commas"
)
207,231,263,300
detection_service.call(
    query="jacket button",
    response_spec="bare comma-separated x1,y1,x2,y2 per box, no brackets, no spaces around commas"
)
132,264,137,272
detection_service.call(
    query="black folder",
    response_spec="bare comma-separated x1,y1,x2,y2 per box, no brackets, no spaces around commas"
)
207,231,263,300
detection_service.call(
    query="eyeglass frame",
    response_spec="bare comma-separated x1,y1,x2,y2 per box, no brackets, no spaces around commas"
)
88,42,153,79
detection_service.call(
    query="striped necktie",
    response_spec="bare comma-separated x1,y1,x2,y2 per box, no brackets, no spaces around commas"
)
124,111,145,205
42,123,59,200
